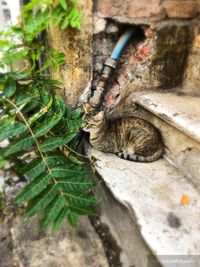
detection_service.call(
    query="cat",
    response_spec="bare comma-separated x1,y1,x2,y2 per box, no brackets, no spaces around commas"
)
83,107,163,162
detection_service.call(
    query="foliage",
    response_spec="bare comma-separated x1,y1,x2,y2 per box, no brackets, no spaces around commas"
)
0,0,83,70
0,0,97,232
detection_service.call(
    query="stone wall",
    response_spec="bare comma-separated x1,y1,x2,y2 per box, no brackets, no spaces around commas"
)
48,0,93,107
96,0,198,23
92,0,198,117
48,0,199,110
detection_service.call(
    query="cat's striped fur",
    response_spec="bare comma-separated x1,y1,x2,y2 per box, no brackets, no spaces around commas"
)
84,111,163,162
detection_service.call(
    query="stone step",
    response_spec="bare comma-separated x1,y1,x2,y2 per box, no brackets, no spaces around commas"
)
133,91,200,189
86,145,200,267
135,91,200,144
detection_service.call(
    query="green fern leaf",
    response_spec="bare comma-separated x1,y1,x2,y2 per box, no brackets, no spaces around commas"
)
0,122,27,142
15,173,52,203
22,101,38,114
67,210,78,227
64,192,98,207
59,0,67,10
51,165,88,177
52,207,69,233
68,154,84,165
40,132,77,152
40,136,64,152
0,116,14,127
68,204,95,216
2,136,35,158
34,100,65,137
61,18,69,29
40,194,65,230
45,153,69,166
3,78,16,97
24,184,58,218
0,156,7,169
22,157,46,179
15,93,38,107
53,14,64,26
57,177,96,192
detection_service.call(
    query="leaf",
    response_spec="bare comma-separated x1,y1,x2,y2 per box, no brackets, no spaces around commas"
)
0,156,7,169
40,136,64,152
34,99,65,137
28,97,53,124
22,157,46,179
3,78,16,97
51,165,88,177
59,0,67,10
69,204,95,216
52,207,69,233
40,194,65,230
15,173,53,203
64,192,98,207
53,12,65,26
61,18,69,29
22,101,38,114
0,116,14,127
2,136,35,158
24,184,58,218
15,94,38,107
57,177,96,192
45,153,69,166
68,155,84,165
67,210,78,227
0,122,27,142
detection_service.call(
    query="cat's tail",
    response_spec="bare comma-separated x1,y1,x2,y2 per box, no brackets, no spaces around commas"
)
116,144,164,163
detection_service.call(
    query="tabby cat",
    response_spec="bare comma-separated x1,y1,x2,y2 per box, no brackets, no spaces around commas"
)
84,109,163,162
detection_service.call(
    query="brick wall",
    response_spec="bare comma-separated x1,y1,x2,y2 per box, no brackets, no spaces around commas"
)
93,0,199,114
96,0,198,23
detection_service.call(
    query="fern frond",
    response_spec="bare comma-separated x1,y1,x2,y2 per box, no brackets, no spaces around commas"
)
56,177,96,192
22,157,46,179
52,207,69,233
0,0,96,232
40,195,66,230
15,173,53,203
24,184,58,218
0,122,27,142
1,136,35,157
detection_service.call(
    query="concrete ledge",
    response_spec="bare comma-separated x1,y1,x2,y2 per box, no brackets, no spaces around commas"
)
135,91,200,144
86,144,200,266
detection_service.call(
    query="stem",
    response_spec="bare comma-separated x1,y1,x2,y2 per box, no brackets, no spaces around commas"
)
5,98,57,185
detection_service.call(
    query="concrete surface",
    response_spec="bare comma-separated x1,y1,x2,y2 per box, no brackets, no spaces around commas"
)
136,91,200,144
12,215,109,267
86,144,200,267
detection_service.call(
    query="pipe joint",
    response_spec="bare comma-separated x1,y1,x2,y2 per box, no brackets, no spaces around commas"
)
104,57,117,69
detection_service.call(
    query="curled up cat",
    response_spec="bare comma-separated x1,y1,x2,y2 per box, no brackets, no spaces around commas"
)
83,105,163,162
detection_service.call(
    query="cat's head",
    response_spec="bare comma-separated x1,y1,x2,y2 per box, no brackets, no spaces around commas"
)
83,111,105,133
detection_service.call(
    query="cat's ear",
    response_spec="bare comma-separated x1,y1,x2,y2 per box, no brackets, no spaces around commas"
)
83,102,91,113
96,111,104,120
83,102,97,114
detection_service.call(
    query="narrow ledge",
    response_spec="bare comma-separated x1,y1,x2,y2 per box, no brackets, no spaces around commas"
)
86,144,200,266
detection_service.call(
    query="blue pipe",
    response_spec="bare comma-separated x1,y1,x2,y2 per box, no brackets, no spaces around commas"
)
87,27,137,109
111,28,136,60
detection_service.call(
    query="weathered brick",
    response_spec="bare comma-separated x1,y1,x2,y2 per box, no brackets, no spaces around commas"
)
96,0,198,21
164,0,198,18
96,0,119,17
125,0,164,19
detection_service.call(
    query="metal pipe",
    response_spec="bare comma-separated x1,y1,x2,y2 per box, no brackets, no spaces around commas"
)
111,28,136,60
88,27,136,109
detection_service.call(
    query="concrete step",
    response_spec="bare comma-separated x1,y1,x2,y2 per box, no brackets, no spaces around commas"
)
86,144,200,267
135,91,200,144
133,91,200,189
